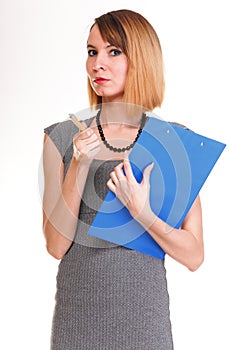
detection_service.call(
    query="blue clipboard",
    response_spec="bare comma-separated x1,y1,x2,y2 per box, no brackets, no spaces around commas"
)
88,116,226,259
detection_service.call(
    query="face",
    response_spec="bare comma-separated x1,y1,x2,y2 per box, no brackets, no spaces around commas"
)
86,24,128,103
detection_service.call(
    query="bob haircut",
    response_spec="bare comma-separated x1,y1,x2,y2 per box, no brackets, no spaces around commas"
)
87,9,165,111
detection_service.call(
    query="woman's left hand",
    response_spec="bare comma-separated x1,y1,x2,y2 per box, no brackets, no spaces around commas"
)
107,159,154,219
107,159,204,271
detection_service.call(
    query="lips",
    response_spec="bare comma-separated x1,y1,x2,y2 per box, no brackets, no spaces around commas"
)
93,77,110,84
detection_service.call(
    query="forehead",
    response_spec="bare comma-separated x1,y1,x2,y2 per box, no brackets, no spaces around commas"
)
87,24,107,45
87,23,127,55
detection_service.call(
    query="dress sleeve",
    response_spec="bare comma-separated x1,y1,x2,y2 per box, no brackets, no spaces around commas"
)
44,116,94,176
169,121,190,130
44,120,79,160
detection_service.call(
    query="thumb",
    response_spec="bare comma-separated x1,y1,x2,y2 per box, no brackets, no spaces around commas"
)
142,162,154,185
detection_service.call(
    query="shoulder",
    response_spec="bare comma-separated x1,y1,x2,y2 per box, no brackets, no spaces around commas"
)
44,120,76,157
44,119,78,138
44,116,94,158
168,121,190,130
146,114,190,130
44,115,94,137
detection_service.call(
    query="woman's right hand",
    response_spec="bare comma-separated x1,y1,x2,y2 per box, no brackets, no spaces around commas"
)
43,125,101,259
73,127,100,160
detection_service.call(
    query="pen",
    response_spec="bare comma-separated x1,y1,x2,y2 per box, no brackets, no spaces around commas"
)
69,114,86,131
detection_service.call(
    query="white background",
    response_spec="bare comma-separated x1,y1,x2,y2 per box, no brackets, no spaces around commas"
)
1,0,228,349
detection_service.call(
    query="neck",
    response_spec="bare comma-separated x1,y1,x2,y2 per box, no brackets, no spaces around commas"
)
96,109,147,153
99,102,145,127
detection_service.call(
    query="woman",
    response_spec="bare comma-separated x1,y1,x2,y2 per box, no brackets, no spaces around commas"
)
43,9,204,350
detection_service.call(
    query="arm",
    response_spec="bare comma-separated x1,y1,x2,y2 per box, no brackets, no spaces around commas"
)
42,127,100,259
107,160,204,271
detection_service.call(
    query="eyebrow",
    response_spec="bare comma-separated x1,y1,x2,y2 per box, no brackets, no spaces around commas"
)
87,43,115,49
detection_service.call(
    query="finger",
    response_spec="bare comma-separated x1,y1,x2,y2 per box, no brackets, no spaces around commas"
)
81,121,87,129
78,128,93,140
110,171,119,185
142,162,154,185
114,162,125,181
76,135,99,152
87,144,101,158
107,178,116,194
123,158,136,182
73,129,92,146
83,140,101,155
75,139,100,159
85,133,99,145
89,139,101,150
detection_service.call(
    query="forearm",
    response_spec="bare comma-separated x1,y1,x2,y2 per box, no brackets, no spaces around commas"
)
135,207,204,271
43,157,91,259
107,159,204,271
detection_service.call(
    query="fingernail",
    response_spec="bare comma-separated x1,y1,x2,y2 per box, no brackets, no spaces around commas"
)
86,128,92,135
150,162,154,169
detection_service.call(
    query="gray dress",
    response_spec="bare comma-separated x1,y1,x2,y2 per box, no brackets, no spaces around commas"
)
44,118,173,350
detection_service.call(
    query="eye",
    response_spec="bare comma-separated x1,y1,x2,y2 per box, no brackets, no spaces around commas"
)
88,49,97,57
110,49,122,56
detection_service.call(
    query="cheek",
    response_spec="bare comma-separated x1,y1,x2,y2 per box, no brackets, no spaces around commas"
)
86,58,93,76
119,67,128,86
86,60,90,74
119,59,128,84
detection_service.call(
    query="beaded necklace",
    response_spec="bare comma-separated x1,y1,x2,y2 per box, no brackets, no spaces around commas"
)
96,110,146,153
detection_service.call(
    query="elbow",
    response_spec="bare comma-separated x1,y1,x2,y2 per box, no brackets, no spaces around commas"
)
187,251,204,272
43,223,68,260
46,243,64,260
185,238,205,272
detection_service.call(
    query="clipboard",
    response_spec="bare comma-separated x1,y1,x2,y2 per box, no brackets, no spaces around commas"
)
88,116,226,259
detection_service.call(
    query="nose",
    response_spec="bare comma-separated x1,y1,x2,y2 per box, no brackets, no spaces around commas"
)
93,65,105,71
92,53,107,71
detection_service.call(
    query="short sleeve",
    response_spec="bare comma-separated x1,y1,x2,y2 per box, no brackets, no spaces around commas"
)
44,116,94,178
169,121,190,130
44,120,79,160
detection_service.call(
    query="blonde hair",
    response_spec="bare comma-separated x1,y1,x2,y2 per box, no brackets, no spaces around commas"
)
87,9,165,111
